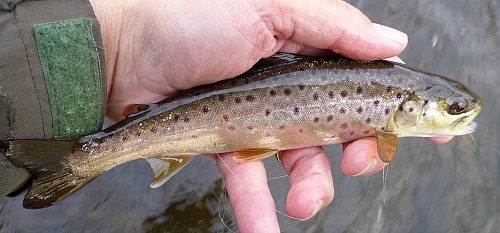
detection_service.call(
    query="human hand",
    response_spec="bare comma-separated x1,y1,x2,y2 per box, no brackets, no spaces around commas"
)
89,0,451,232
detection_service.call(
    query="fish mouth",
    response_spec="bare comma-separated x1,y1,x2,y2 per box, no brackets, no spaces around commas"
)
448,119,478,136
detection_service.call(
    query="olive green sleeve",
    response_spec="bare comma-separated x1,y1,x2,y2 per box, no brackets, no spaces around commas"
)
0,0,106,195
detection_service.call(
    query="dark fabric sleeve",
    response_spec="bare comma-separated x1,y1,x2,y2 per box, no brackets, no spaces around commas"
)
0,0,107,196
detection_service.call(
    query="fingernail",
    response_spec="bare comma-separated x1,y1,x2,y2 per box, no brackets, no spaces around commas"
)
301,199,323,221
372,23,408,45
352,158,378,176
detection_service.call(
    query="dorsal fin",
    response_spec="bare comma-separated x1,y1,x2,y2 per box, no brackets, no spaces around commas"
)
247,53,304,75
122,104,155,118
146,155,194,188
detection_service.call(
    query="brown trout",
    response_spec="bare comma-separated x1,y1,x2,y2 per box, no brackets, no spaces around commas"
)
1,53,481,209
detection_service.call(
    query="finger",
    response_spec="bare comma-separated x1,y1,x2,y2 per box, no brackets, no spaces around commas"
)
279,146,334,220
216,152,280,233
427,136,454,144
341,137,387,176
263,0,408,60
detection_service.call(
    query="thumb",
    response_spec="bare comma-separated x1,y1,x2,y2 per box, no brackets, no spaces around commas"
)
262,0,408,60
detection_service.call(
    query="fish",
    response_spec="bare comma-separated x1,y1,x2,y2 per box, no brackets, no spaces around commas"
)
0,53,482,209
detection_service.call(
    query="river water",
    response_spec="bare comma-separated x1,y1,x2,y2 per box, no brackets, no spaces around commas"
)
1,0,499,232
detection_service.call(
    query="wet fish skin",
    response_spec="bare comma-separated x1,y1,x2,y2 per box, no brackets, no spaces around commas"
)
1,53,482,208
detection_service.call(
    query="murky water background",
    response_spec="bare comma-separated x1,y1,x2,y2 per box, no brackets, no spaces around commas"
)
1,0,499,232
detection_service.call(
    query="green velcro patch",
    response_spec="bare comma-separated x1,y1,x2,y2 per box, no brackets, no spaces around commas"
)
34,18,103,139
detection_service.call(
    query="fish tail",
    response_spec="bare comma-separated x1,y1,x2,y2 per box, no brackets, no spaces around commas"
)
0,139,95,209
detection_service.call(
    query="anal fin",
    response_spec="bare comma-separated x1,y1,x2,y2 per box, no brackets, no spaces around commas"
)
233,149,279,163
375,129,399,163
146,155,194,188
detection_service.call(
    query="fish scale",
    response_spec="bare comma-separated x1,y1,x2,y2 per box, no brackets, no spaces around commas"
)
1,53,481,208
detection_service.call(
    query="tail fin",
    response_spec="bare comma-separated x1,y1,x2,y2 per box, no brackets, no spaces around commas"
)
1,139,96,209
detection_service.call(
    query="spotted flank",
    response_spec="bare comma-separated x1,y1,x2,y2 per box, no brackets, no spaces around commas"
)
1,53,482,209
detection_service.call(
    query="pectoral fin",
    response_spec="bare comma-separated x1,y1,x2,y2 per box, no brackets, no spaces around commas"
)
375,129,399,163
234,149,279,163
146,155,194,188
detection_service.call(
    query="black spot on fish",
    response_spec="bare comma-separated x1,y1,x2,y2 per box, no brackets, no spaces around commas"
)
246,95,255,102
174,115,180,121
385,108,390,115
357,87,363,94
328,91,334,98
374,100,380,107
366,117,372,124
135,131,142,137
202,106,209,114
327,115,333,121
313,93,319,100
357,107,363,113
266,109,272,116
247,126,254,130
228,126,236,131
340,123,348,129
294,107,300,115
284,89,291,96
371,81,380,85
219,95,226,102
341,91,348,97
314,117,320,123
396,93,402,99
150,127,158,133
339,108,346,114
223,115,229,121
235,97,241,103
270,90,277,96
386,86,392,93
422,112,427,116
299,85,305,90
122,136,129,141
279,125,286,130
184,116,190,122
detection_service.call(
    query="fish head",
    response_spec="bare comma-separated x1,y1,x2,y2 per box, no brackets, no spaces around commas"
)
393,78,482,137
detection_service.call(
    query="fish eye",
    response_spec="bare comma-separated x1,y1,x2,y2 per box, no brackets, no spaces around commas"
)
449,99,469,115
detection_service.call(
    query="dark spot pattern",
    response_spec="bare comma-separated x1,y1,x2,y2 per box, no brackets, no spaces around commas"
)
265,109,272,116
341,91,348,97
174,115,180,121
339,108,346,114
228,126,236,131
396,93,402,99
235,97,241,103
246,95,255,102
223,115,229,121
386,86,392,93
299,85,305,90
270,90,277,96
134,131,142,137
385,108,391,115
314,117,320,123
340,123,348,129
150,127,158,133
366,117,372,124
247,126,254,130
279,125,286,130
357,107,363,113
202,106,209,113
219,95,226,102
422,112,427,116
327,115,333,121
357,87,363,94
293,107,300,114
328,91,334,98
313,93,319,100
374,100,380,107
284,89,291,96
184,117,190,122
122,136,129,141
